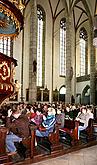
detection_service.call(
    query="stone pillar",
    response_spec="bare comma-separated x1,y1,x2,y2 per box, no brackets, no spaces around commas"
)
21,27,24,102
29,0,37,104
73,33,76,103
71,26,76,103
40,89,44,102
65,15,72,103
90,26,96,105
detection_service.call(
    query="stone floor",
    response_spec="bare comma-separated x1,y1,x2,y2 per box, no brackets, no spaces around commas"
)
30,145,97,165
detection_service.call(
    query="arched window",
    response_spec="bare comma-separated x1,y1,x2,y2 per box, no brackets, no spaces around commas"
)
0,36,12,56
60,18,66,76
59,86,66,94
79,27,88,76
59,85,66,101
37,5,45,87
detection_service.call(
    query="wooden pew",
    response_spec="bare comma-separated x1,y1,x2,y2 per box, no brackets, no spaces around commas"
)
22,125,36,158
0,124,62,162
35,124,63,153
0,125,35,164
0,127,12,164
59,119,79,146
80,118,95,142
48,124,63,152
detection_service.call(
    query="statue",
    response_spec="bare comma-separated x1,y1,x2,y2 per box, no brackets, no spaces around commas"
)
14,80,21,93
70,66,73,80
9,80,21,101
33,60,37,73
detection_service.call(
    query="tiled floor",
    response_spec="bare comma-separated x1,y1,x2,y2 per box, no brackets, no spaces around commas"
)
31,145,97,165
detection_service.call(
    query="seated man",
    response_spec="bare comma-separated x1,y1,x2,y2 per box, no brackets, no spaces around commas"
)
65,106,74,120
6,104,30,162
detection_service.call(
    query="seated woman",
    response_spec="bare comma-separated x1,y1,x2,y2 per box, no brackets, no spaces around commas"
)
35,107,56,152
30,108,43,126
36,107,56,138
56,108,65,128
75,106,94,139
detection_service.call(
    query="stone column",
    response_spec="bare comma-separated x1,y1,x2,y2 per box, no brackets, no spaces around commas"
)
90,26,96,105
65,15,72,103
29,0,37,104
21,27,24,102
71,25,76,103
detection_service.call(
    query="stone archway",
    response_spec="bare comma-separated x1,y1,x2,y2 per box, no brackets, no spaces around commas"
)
59,85,66,102
82,85,90,105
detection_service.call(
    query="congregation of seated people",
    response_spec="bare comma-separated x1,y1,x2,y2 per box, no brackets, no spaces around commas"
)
0,102,95,163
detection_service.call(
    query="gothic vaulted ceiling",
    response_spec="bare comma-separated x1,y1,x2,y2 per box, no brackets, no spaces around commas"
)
64,0,97,31
0,0,97,36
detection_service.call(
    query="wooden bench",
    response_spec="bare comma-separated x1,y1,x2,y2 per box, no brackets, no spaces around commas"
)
59,119,79,146
0,125,35,165
80,118,95,142
36,124,63,153
0,127,12,164
22,125,36,158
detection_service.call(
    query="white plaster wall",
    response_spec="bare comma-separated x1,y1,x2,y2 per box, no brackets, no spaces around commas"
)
23,1,31,99
13,1,31,101
13,32,22,101
13,32,22,82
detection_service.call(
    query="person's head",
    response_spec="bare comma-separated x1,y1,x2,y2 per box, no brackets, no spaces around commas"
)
12,104,21,119
43,104,48,112
30,107,34,113
19,102,24,110
23,103,27,109
81,106,87,114
48,107,56,116
36,109,41,115
66,106,70,112
57,109,61,115
86,105,93,114
72,105,76,110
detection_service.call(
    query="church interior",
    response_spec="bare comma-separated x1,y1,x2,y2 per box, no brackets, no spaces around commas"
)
1,0,97,164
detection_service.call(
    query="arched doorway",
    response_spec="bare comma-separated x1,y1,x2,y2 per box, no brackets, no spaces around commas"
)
82,85,90,105
59,86,66,102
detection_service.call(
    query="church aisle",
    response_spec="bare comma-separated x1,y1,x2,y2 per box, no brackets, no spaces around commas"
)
28,145,97,165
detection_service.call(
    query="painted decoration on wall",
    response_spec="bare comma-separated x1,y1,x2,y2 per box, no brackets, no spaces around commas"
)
0,0,24,37
0,12,16,35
